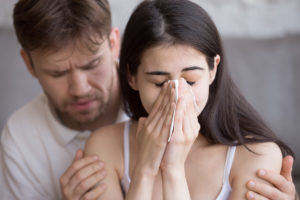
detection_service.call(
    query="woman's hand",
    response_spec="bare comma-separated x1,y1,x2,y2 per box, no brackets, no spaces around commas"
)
159,79,200,200
133,82,176,178
160,79,201,171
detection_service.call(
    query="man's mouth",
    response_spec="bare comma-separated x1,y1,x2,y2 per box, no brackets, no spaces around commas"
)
69,99,96,111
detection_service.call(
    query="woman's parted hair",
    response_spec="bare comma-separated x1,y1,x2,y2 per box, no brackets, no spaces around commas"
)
13,0,112,53
119,0,293,156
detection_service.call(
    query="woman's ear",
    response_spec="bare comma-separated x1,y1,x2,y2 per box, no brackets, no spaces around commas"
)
20,49,37,78
209,54,220,85
128,66,138,91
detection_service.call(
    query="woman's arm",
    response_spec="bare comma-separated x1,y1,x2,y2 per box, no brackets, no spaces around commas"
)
126,83,177,199
160,80,200,200
246,155,298,200
230,142,283,200
161,166,191,200
84,125,124,200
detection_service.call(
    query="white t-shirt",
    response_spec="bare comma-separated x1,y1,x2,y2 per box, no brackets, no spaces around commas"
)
0,94,128,199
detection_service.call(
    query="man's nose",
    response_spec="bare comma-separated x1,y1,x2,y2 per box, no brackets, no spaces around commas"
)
68,71,92,97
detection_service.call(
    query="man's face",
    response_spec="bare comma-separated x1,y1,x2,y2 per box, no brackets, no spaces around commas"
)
23,31,120,129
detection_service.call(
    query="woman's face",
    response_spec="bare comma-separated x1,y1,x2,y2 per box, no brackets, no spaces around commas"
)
129,44,219,115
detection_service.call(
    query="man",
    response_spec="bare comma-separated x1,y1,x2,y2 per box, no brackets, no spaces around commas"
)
0,0,298,199
0,0,124,199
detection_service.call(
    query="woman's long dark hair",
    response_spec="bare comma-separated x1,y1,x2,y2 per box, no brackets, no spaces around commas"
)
119,0,293,156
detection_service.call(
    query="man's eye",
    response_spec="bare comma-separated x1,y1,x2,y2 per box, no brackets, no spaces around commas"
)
187,81,195,86
83,65,97,70
155,81,167,87
50,72,66,78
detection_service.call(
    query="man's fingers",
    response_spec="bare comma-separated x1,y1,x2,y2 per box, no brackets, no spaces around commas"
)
246,190,269,200
246,180,283,200
281,155,294,182
256,169,292,193
69,161,105,192
81,183,107,200
75,169,107,196
73,149,84,163
60,156,99,186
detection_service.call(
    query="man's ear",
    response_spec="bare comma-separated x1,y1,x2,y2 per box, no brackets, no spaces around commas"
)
109,27,120,61
128,67,138,91
209,54,220,85
20,49,37,78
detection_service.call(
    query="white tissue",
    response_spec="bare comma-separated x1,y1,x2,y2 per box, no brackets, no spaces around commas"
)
168,80,178,142
167,80,199,142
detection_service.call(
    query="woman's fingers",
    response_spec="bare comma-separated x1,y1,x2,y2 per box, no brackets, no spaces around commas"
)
146,83,168,124
155,88,176,141
146,82,172,130
173,97,184,137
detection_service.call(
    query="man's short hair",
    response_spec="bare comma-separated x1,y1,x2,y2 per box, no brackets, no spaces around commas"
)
13,0,112,53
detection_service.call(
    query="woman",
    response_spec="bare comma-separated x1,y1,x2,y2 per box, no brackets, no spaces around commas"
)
85,0,293,199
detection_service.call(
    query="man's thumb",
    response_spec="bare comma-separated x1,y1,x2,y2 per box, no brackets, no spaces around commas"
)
73,149,84,163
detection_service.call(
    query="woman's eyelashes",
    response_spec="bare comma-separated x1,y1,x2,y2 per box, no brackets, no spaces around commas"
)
187,81,195,86
155,81,167,87
154,80,195,87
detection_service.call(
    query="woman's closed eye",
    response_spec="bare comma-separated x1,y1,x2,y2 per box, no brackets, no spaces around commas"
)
155,80,195,87
187,81,195,86
155,81,167,87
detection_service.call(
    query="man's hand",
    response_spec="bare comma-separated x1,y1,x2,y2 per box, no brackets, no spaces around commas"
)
246,155,298,200
60,149,107,200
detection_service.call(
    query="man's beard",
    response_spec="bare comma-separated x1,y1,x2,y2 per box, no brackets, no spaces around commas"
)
47,92,109,130
57,98,108,128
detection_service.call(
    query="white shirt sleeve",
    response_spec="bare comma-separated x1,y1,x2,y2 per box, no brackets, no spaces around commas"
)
0,124,50,199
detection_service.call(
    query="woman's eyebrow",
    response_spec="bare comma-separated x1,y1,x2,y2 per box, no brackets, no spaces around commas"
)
145,66,204,75
145,71,170,75
181,66,204,72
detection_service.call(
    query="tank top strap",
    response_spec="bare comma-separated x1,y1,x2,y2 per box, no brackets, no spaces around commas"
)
222,146,236,184
121,120,131,193
216,146,236,200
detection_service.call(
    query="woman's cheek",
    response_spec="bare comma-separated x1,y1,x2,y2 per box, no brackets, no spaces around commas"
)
139,86,161,114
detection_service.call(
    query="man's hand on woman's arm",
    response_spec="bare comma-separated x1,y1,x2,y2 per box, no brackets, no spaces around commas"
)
60,149,107,200
246,155,298,200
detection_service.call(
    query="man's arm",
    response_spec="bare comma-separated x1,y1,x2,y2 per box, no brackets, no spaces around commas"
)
246,155,298,200
0,125,49,199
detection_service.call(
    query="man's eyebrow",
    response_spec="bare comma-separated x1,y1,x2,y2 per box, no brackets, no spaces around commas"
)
181,66,204,72
79,56,101,68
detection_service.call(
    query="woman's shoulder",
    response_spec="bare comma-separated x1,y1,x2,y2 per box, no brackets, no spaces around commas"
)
231,142,282,184
235,142,282,168
84,121,128,158
229,142,282,198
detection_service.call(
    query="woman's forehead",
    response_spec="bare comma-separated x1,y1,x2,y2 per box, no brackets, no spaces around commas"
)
140,44,208,72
